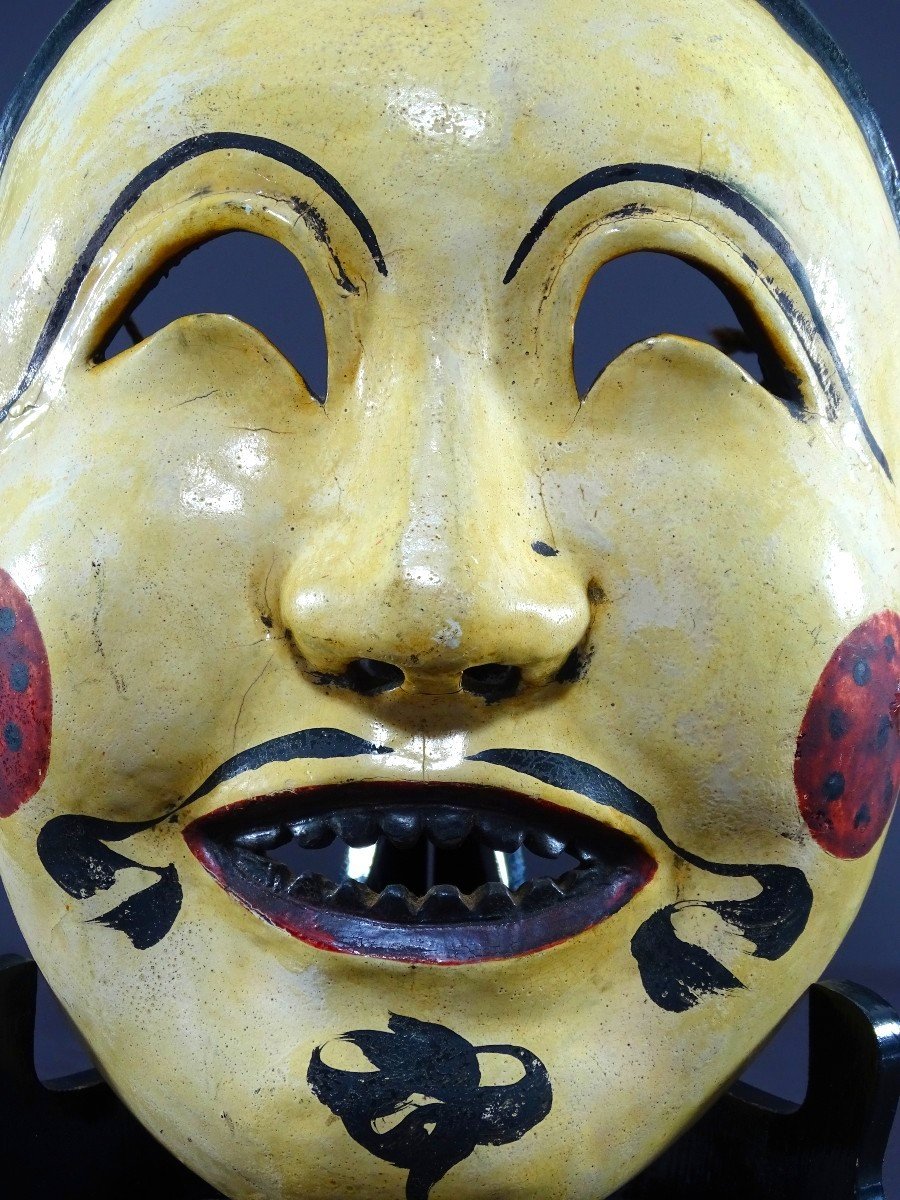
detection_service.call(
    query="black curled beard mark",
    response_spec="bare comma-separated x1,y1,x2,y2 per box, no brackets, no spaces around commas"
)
308,1014,553,1200
36,814,182,950
35,728,391,950
629,864,812,1013
470,749,814,1013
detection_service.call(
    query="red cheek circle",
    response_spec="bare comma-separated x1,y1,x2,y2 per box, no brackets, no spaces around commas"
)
0,569,52,817
795,611,900,859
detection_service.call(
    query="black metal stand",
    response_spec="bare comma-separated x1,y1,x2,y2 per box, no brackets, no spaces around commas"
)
2,954,897,1199
612,979,900,1199
0,954,216,1199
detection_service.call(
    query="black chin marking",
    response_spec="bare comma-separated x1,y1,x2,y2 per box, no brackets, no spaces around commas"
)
308,1014,552,1200
185,782,656,963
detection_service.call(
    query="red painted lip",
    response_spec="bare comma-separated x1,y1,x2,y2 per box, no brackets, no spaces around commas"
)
184,781,656,964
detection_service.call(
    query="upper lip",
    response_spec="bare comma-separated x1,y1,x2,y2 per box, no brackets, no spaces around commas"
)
184,778,657,964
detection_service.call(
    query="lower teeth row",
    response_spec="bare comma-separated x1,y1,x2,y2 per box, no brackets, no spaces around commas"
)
232,851,614,922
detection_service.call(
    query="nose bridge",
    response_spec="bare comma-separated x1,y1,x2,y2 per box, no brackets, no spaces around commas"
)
280,307,591,693
399,326,518,612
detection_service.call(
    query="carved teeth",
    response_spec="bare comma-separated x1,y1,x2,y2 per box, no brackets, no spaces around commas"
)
381,811,422,848
525,830,567,859
333,810,381,847
471,880,519,919
234,850,271,886
424,808,473,848
520,877,566,912
418,884,471,922
288,818,335,849
231,807,590,859
288,872,333,902
234,825,284,850
330,878,371,912
269,863,292,892
369,883,416,922
477,815,524,852
571,845,599,864
221,802,619,922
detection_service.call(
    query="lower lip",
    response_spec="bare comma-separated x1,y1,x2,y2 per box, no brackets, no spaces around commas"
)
184,783,656,964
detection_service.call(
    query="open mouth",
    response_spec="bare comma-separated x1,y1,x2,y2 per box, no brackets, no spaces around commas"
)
184,782,656,962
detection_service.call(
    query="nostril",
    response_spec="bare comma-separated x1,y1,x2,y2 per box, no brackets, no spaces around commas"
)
555,645,592,684
461,663,522,702
344,659,405,696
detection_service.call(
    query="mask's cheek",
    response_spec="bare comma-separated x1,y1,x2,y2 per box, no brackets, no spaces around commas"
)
537,338,898,858
795,610,900,860
0,318,332,821
0,568,52,817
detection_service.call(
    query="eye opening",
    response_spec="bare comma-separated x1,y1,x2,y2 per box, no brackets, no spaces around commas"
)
94,230,329,401
572,250,803,409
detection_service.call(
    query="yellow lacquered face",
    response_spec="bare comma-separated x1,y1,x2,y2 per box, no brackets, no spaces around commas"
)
0,0,898,1197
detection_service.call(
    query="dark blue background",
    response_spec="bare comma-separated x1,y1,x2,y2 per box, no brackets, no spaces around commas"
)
0,0,897,1191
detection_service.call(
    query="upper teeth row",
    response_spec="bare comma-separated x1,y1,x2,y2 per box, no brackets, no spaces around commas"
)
232,807,594,860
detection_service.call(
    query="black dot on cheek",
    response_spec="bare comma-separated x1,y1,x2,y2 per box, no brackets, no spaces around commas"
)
3,722,22,752
822,771,846,801
829,708,850,740
852,658,872,687
0,608,15,635
854,803,871,829
874,713,891,753
9,662,29,693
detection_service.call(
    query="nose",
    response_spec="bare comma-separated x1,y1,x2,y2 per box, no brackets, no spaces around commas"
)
280,334,591,698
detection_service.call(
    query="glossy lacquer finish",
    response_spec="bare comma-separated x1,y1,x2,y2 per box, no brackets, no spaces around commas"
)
0,1,897,1198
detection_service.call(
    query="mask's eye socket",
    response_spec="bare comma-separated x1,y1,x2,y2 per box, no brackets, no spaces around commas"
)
573,251,801,407
96,231,329,401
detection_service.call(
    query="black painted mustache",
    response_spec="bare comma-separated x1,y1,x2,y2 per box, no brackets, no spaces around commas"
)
472,748,813,1012
35,730,812,1014
184,727,392,808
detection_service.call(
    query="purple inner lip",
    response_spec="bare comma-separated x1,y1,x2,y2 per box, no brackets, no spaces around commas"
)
185,781,657,963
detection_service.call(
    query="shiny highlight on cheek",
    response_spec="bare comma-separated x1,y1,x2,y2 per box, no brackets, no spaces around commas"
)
0,569,52,818
795,611,900,859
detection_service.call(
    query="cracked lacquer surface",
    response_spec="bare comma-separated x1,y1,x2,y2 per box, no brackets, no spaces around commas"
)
0,1,897,1199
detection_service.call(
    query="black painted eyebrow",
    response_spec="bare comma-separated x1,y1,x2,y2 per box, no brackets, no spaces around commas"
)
4,0,894,232
505,162,892,483
0,132,387,422
3,0,898,256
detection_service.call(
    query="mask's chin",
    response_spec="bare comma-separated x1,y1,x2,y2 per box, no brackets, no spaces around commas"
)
184,781,656,963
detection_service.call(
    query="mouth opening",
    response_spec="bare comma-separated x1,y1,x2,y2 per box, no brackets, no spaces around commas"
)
185,782,656,963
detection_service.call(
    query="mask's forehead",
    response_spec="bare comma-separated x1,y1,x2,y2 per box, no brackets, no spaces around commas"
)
1,0,897,454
